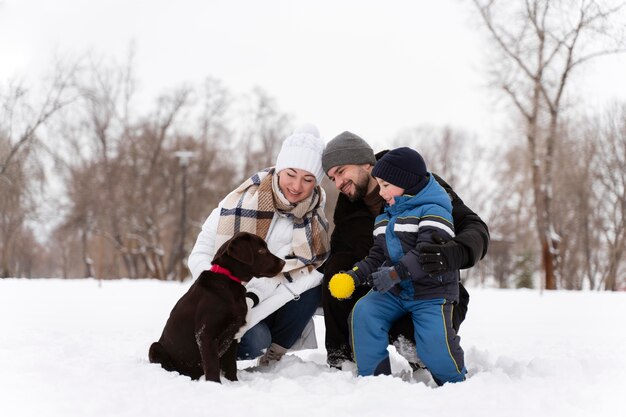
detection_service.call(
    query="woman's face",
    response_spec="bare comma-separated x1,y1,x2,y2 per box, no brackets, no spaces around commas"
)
278,168,316,204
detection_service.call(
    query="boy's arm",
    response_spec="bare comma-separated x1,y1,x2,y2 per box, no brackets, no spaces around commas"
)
352,232,387,283
398,215,455,280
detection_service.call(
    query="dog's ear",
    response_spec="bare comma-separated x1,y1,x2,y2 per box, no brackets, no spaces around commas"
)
226,233,255,265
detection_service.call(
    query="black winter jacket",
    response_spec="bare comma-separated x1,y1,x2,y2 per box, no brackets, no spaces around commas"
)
326,172,489,277
321,160,489,362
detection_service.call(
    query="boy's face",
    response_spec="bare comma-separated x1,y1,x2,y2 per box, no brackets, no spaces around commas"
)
375,177,405,206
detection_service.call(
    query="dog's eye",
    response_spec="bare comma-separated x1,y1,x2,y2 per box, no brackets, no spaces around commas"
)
258,249,267,255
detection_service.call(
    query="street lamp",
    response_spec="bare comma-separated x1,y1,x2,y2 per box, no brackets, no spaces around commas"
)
174,151,195,281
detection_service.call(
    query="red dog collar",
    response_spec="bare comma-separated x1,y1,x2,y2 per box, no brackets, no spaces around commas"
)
209,264,242,284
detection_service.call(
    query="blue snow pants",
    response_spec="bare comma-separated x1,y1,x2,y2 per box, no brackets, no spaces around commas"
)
351,290,466,384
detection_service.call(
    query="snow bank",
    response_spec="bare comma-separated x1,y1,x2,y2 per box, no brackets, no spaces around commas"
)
1,278,623,417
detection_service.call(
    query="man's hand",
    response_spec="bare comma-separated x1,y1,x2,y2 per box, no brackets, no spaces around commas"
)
417,232,468,276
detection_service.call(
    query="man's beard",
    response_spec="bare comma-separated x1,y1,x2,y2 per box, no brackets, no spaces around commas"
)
346,170,370,202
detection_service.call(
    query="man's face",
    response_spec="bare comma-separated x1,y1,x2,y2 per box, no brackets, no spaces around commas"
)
327,164,371,202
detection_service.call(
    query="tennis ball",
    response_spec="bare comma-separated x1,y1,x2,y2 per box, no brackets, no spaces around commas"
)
329,273,356,299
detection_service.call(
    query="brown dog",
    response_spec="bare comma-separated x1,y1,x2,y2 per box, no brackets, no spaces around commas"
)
149,232,285,382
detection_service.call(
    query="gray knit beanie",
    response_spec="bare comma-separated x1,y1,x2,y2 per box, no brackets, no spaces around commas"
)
321,131,376,174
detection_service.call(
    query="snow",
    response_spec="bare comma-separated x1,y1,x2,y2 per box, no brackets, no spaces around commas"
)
1,278,624,417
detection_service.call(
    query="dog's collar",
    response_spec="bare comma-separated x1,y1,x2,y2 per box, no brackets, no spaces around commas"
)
209,264,242,284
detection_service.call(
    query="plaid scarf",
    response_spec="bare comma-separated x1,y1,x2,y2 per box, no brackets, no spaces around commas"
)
215,168,330,281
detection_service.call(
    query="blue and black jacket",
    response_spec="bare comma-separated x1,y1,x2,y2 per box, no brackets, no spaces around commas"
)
352,174,460,302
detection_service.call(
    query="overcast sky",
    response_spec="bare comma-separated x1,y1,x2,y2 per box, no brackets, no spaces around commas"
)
2,0,626,150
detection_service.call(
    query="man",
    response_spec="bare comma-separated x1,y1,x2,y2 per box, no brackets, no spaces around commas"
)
321,131,490,369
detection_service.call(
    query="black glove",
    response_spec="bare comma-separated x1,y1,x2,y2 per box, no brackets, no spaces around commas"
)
369,263,410,294
417,232,468,276
344,269,364,286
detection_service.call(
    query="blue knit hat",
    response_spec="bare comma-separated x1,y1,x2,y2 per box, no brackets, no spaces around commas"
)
371,147,428,193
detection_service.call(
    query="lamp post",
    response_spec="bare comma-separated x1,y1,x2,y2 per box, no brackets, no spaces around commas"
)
174,151,195,281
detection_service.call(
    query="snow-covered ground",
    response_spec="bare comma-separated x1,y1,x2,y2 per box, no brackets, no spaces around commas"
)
1,278,624,417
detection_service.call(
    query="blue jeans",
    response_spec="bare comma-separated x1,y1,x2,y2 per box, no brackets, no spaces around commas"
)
237,285,321,360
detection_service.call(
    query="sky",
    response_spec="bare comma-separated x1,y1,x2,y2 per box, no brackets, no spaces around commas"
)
3,0,626,151
1,278,624,417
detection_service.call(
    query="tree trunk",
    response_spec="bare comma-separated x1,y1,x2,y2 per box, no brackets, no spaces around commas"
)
81,227,94,278
540,236,557,290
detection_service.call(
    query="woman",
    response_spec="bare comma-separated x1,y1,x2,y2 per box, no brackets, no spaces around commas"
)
188,124,330,366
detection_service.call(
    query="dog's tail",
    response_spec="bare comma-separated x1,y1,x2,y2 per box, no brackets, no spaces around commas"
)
149,342,176,372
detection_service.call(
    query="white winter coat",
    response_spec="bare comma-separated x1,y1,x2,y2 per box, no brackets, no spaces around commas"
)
188,199,323,345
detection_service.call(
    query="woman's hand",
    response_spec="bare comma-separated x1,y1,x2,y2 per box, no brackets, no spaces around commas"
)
245,277,282,308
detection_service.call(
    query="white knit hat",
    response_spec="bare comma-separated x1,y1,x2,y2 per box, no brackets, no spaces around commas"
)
274,123,325,183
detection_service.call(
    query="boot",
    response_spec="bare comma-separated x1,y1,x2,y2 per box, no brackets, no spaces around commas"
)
409,361,427,372
327,352,352,370
258,343,288,366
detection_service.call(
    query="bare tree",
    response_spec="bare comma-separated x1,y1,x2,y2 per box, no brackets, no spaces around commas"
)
551,122,600,289
472,0,626,289
0,61,77,178
393,124,489,206
481,141,539,288
56,63,243,281
593,103,626,290
0,60,78,278
166,78,235,281
239,87,292,179
71,55,137,278
6,54,293,280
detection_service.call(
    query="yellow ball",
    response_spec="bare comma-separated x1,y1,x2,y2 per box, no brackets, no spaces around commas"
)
329,273,356,299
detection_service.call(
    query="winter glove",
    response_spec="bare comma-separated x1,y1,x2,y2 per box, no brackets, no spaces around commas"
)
328,269,362,300
245,277,281,309
417,232,468,276
370,263,410,294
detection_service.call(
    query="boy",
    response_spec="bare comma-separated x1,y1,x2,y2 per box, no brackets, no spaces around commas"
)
329,147,466,385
